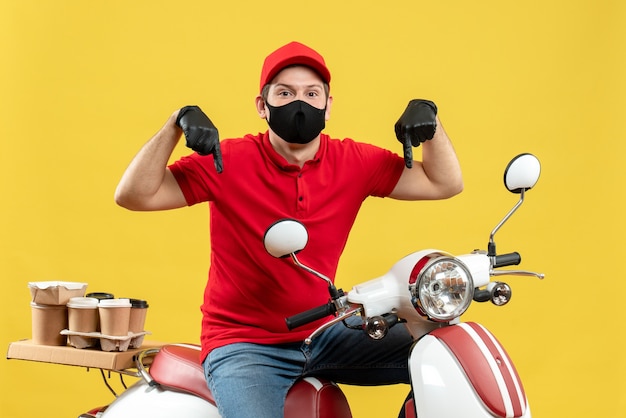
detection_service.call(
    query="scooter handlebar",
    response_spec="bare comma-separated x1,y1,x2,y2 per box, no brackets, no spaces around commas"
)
493,252,521,268
286,302,337,330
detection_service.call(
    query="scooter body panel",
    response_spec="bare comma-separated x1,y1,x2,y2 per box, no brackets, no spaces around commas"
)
409,322,530,418
100,380,220,418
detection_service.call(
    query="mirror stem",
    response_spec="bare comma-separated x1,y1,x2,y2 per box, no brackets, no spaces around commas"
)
290,253,340,297
488,189,526,257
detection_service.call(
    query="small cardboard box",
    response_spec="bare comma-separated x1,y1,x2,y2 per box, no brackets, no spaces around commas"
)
6,339,164,371
29,281,87,305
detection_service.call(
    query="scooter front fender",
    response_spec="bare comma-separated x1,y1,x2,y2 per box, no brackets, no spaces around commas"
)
409,322,530,418
100,380,220,418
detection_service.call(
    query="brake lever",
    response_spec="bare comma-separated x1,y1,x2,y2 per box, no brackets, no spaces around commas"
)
304,305,363,345
491,270,545,279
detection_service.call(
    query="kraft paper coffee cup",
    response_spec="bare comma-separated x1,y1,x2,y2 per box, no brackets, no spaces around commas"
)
31,302,68,346
84,292,114,331
98,298,131,336
67,297,99,333
128,299,149,333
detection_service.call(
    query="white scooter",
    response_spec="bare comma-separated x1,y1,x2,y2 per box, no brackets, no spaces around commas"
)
81,153,543,418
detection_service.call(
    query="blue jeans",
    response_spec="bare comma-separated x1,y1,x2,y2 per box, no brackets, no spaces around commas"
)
203,317,413,418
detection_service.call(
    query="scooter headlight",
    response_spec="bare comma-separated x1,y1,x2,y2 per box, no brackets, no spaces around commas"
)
409,256,474,322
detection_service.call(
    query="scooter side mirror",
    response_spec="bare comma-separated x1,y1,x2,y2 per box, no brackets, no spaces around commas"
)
489,153,542,258
503,153,541,194
263,219,309,258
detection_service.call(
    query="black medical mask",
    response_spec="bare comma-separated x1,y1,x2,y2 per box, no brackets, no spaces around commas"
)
265,100,326,144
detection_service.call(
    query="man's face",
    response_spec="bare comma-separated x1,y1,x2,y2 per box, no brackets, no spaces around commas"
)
265,66,329,111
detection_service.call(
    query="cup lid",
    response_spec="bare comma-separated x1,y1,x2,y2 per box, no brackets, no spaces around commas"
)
86,292,115,300
99,298,131,308
67,297,99,308
126,298,149,308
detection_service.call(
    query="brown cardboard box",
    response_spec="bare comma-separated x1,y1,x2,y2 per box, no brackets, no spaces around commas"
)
6,339,165,371
29,281,88,305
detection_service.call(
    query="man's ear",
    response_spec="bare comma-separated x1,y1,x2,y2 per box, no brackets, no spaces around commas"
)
325,95,333,121
255,95,267,119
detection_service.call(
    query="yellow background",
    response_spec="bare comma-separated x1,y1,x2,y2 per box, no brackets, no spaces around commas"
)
1,0,624,416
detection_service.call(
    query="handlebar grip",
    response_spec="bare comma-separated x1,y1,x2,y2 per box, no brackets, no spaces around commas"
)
473,288,493,302
285,303,337,330
493,252,521,268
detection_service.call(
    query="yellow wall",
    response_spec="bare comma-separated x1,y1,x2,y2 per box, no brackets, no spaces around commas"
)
2,0,625,416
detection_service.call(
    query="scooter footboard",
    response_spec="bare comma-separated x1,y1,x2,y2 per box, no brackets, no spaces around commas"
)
408,322,530,418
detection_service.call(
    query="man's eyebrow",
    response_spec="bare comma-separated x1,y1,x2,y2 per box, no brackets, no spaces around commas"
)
274,83,323,90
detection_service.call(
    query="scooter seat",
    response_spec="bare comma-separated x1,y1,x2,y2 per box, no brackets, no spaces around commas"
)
149,344,215,403
149,344,352,418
